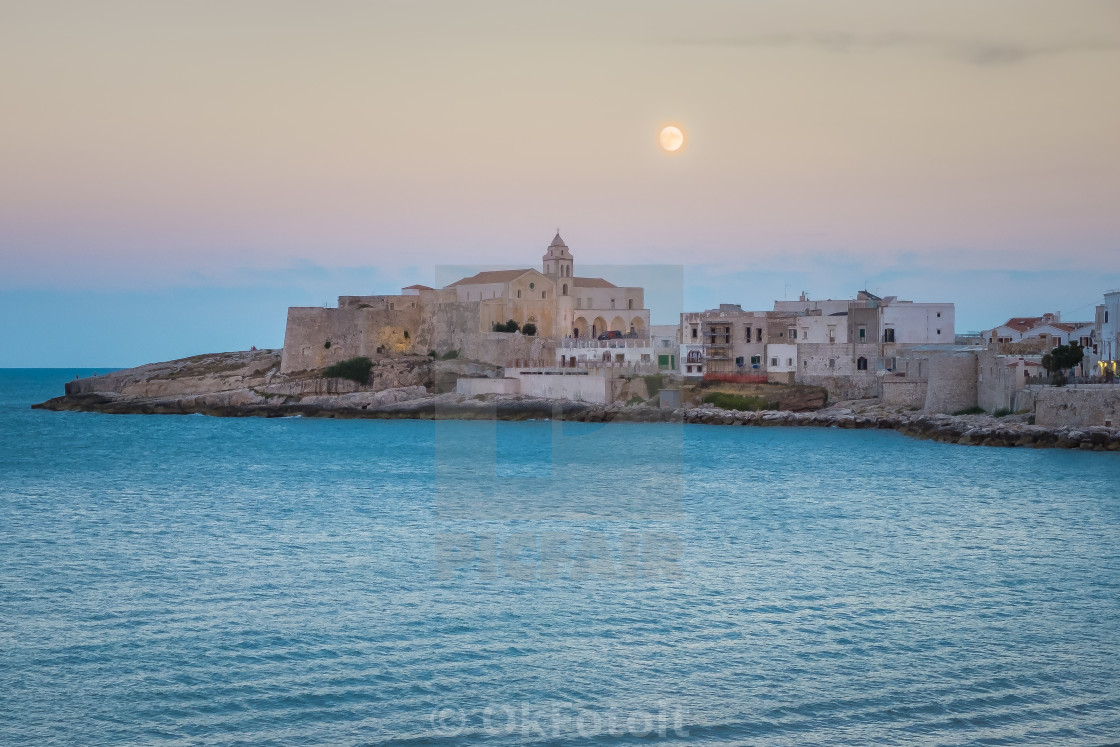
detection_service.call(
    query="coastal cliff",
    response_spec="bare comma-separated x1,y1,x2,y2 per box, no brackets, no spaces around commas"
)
33,350,1120,452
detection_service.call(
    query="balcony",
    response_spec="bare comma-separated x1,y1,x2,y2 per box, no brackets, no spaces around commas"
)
561,336,651,349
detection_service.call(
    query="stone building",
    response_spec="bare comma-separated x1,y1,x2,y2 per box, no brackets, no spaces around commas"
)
280,233,650,374
678,290,954,397
449,233,650,341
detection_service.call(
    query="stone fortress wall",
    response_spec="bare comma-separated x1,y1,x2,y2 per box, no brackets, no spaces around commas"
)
281,291,556,375
281,301,424,374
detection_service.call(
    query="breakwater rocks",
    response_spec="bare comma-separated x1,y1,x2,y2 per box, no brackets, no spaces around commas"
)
33,388,1120,451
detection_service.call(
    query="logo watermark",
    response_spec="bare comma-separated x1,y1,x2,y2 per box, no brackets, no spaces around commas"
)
429,701,690,739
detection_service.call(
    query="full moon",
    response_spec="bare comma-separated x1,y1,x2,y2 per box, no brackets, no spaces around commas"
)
659,126,684,152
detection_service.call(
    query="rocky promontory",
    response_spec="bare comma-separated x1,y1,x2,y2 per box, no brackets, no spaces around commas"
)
33,350,1120,452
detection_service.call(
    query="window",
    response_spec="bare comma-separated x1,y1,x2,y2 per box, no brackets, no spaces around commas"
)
859,326,866,340
936,329,941,335
517,289,522,299
529,282,535,290
828,358,835,370
803,360,808,368
691,327,698,339
610,298,616,309
562,284,568,295
628,299,634,309
883,328,895,343
937,312,942,318
745,327,751,343
542,291,546,299
787,358,793,366
770,357,778,367
857,356,868,371
756,328,762,341
789,328,797,339
575,297,581,309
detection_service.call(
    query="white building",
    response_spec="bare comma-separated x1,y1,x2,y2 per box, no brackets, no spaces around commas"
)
983,313,1059,345
1098,291,1120,375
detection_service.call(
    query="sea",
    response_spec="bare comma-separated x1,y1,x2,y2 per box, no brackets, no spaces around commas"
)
2,368,1119,746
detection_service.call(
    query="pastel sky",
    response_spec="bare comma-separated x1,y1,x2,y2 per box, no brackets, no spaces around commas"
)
2,1,1119,366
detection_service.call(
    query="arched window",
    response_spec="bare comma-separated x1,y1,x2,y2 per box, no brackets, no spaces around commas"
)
542,291,546,299
562,284,568,295
687,349,703,363
517,289,521,299
857,356,868,371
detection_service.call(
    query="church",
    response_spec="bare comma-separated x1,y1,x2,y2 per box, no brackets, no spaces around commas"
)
446,232,650,339
279,232,651,373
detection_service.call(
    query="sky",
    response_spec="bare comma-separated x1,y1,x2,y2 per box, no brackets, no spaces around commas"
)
2,0,1119,366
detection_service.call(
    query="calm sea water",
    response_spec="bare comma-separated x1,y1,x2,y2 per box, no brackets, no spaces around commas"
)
2,369,1120,746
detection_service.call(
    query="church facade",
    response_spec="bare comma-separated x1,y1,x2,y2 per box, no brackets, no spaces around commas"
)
448,232,650,339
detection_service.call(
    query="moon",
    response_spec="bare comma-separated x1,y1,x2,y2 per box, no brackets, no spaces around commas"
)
659,126,684,152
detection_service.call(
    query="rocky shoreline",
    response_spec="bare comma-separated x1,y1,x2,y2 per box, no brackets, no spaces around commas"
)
29,349,1120,452
34,389,1120,452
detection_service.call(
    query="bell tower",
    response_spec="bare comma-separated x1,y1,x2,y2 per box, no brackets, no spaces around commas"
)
542,231,573,280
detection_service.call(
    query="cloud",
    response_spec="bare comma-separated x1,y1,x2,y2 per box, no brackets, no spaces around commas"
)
666,32,1120,66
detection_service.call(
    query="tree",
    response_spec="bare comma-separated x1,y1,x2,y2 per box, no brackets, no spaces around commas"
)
521,322,537,336
1042,343,1084,386
493,319,520,333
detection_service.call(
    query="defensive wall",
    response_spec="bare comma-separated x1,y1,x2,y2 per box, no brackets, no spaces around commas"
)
1029,386,1120,428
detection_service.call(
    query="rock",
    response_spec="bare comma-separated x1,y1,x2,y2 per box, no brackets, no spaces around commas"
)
425,358,498,393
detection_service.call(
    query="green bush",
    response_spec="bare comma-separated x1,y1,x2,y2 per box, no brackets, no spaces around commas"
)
493,320,521,333
626,395,644,406
521,323,537,336
441,349,459,360
992,407,1013,418
951,406,986,416
702,392,777,412
323,339,332,349
428,350,437,358
643,373,664,394
323,356,373,384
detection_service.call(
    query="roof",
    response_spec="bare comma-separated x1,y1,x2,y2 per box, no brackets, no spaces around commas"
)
1001,316,1044,333
549,231,567,248
571,277,617,288
402,284,433,290
447,269,534,287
